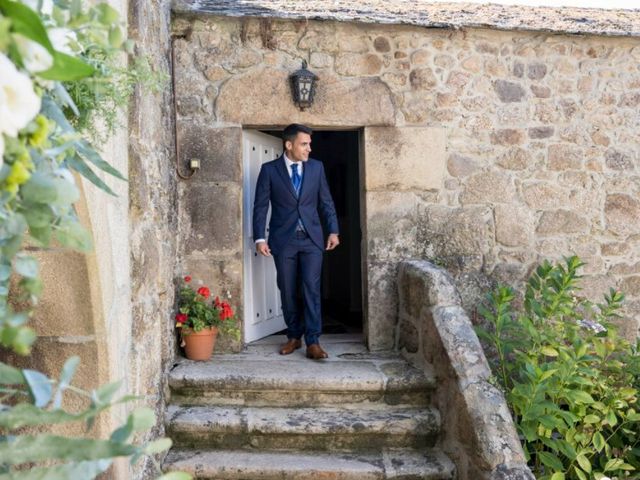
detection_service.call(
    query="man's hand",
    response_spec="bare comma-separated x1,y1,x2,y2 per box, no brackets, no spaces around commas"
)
326,234,340,251
256,241,271,257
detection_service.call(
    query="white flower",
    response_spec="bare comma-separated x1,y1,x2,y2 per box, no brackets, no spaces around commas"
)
21,0,54,16
13,33,53,73
48,28,78,55
0,53,41,138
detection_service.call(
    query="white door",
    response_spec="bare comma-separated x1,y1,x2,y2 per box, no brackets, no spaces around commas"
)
243,130,286,343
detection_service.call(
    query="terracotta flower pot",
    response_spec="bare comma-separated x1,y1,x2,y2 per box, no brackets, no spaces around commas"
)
182,326,218,361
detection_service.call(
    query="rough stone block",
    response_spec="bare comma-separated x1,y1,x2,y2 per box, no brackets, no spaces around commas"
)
365,261,399,351
417,205,495,266
605,148,635,170
495,204,534,247
528,126,554,139
447,153,480,178
177,124,242,183
399,261,462,311
459,171,517,204
496,147,531,171
429,306,492,385
216,68,395,126
493,80,525,102
605,194,640,236
335,53,383,76
398,319,419,353
184,183,242,254
364,191,419,262
527,63,547,80
364,126,446,191
548,144,583,170
536,210,589,235
522,181,569,210
373,36,391,52
409,67,437,90
490,129,524,145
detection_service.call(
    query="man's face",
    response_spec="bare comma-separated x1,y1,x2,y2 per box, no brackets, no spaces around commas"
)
286,132,311,162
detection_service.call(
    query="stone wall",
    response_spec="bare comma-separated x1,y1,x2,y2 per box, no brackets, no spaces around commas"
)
171,14,640,348
128,0,176,477
398,260,534,480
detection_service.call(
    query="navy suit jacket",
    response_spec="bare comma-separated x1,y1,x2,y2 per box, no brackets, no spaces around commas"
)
253,156,339,255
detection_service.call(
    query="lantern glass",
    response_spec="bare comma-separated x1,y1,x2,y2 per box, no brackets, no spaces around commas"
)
299,78,312,102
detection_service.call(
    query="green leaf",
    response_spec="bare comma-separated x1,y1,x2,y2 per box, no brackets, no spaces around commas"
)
0,460,112,480
566,390,594,405
541,346,559,357
551,473,565,480
0,362,25,385
53,356,80,408
20,173,58,204
66,154,117,196
0,435,136,464
129,407,155,431
22,204,54,228
157,473,193,480
0,0,53,51
574,466,587,480
556,440,577,460
144,438,172,455
29,225,52,246
604,458,624,472
54,217,92,251
576,453,591,473
39,51,94,81
77,140,127,181
0,264,11,282
583,414,600,424
538,451,564,472
23,369,52,408
96,3,119,24
14,254,38,279
0,403,100,429
93,380,122,405
592,431,606,452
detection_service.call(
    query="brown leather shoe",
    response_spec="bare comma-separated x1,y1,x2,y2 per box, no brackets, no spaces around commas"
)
306,343,329,360
279,338,302,355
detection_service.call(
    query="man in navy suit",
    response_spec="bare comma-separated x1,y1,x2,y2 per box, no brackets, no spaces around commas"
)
253,124,340,359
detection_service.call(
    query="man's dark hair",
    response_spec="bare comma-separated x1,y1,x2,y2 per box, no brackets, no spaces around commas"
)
282,123,312,149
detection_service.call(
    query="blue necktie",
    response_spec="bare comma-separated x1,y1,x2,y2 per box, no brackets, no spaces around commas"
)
291,163,304,232
291,163,301,195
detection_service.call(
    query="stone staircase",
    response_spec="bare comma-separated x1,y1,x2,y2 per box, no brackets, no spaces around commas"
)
162,334,456,479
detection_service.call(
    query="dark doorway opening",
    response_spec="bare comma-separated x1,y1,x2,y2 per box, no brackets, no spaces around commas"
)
261,129,362,335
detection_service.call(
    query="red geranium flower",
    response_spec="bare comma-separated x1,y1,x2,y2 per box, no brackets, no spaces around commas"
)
184,275,192,283
175,313,188,323
197,286,211,298
214,296,221,308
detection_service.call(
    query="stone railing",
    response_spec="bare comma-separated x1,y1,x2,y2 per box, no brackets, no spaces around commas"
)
397,260,534,480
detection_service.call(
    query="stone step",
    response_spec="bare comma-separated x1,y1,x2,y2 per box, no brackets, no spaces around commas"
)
163,448,456,479
166,404,440,451
168,344,435,407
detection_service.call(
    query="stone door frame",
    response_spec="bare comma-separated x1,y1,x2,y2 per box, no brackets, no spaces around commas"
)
241,125,371,347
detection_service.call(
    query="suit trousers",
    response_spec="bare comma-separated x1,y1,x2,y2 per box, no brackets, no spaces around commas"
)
272,231,323,346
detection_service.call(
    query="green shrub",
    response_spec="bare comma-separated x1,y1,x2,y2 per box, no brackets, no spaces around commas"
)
477,256,640,480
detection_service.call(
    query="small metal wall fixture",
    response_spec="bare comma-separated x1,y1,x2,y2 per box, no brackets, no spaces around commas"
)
289,60,318,110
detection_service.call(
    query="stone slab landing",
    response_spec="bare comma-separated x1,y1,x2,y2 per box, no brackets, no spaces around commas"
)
163,334,455,479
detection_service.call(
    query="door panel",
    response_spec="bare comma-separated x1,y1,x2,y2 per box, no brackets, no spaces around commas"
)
243,130,286,343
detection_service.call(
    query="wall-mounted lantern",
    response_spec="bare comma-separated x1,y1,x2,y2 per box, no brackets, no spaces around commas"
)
289,60,318,110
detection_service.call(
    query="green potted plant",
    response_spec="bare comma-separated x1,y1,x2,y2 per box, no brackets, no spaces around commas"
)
175,275,240,360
